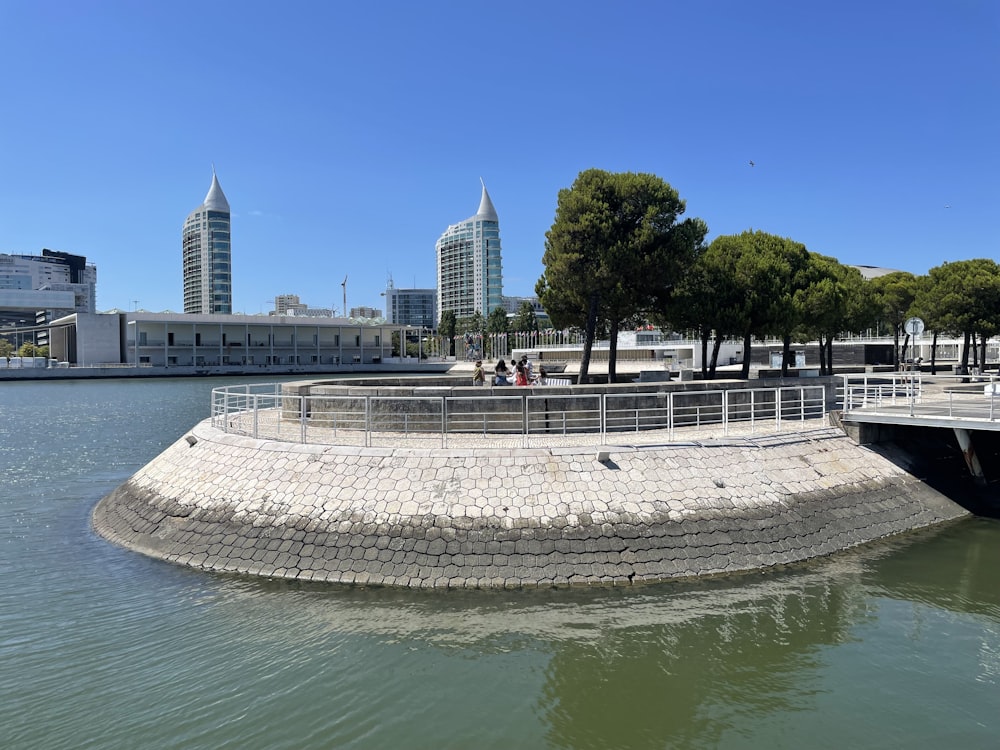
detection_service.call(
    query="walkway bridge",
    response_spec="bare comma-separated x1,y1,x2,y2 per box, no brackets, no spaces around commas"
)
840,373,1000,485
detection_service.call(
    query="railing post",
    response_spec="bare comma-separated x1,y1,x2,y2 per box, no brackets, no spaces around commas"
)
727,390,732,435
253,394,259,439
365,395,371,448
522,395,529,449
775,388,782,432
300,394,307,443
441,396,447,449
668,392,675,441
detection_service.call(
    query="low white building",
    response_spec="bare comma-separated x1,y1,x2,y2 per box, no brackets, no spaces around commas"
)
48,311,421,370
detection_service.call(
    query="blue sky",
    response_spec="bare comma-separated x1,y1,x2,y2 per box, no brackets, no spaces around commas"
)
1,1,997,315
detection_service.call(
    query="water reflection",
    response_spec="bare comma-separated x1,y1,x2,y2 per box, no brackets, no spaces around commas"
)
4,377,1000,749
185,517,1000,748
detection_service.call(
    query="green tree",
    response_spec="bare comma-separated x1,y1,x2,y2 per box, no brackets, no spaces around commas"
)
760,236,812,376
656,248,733,379
438,309,457,357
692,231,811,379
511,301,539,333
0,338,13,359
455,312,486,359
795,256,874,375
916,260,1000,372
536,169,706,383
487,306,509,334
870,271,919,369
485,305,510,359
456,312,486,336
18,342,42,358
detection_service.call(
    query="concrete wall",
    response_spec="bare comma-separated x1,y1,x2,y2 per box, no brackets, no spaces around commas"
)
93,422,968,588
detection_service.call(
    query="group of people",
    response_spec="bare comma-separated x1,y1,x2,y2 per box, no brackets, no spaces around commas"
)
472,356,547,386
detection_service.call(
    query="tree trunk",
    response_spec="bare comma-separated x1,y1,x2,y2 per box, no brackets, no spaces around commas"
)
740,330,752,379
826,337,834,376
709,335,724,380
781,334,792,377
983,332,989,370
961,331,971,370
901,333,910,365
608,321,620,384
818,334,828,375
930,331,938,375
578,291,600,384
700,328,710,379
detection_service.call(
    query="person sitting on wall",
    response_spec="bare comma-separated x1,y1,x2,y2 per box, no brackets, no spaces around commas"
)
521,355,534,383
472,360,485,386
494,357,510,385
536,364,547,385
514,361,529,386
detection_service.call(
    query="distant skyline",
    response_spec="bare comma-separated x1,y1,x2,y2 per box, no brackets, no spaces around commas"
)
1,1,997,315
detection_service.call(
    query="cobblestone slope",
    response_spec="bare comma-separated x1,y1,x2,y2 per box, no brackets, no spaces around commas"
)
93,422,968,587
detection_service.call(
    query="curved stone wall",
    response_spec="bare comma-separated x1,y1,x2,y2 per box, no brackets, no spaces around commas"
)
93,422,968,587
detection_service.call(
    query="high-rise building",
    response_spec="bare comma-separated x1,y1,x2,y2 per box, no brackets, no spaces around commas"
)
435,182,502,324
182,171,232,314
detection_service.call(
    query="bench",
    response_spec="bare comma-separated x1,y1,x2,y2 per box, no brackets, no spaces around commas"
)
536,377,571,386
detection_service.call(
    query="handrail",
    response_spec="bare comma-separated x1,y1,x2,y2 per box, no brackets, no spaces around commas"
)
840,372,1000,423
211,383,830,448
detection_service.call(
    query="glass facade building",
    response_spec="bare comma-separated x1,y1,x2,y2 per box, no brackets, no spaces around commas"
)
182,172,232,314
435,183,502,323
384,286,436,328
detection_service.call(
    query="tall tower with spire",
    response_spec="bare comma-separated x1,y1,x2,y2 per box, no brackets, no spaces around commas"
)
182,171,232,314
435,181,503,323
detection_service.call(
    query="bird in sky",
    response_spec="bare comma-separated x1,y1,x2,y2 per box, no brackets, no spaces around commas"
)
749,160,755,167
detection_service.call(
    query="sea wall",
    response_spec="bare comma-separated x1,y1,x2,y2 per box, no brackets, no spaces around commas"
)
92,421,969,588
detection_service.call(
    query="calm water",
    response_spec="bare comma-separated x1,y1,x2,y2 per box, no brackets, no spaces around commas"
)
1,377,998,749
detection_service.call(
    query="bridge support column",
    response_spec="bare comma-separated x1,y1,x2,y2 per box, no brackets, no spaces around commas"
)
954,428,987,486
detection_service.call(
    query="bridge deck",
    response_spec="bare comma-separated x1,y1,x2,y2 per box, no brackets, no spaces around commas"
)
841,374,1000,431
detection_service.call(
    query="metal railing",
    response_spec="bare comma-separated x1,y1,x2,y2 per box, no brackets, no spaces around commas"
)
840,372,1000,422
211,383,830,449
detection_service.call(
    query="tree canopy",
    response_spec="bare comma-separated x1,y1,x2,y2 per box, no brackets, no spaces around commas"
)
914,259,1000,369
536,169,706,382
684,231,812,378
511,301,539,333
870,271,919,368
486,306,509,335
438,309,457,357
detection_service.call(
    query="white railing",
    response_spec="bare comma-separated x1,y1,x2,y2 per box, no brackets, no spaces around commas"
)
211,383,830,448
840,372,1000,422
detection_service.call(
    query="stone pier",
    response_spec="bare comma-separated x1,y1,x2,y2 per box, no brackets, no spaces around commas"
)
93,420,968,587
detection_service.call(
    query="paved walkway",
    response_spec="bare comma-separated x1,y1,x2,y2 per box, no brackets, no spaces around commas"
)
843,374,1000,429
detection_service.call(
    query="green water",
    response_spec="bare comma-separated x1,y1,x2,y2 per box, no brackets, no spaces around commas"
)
1,378,998,749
